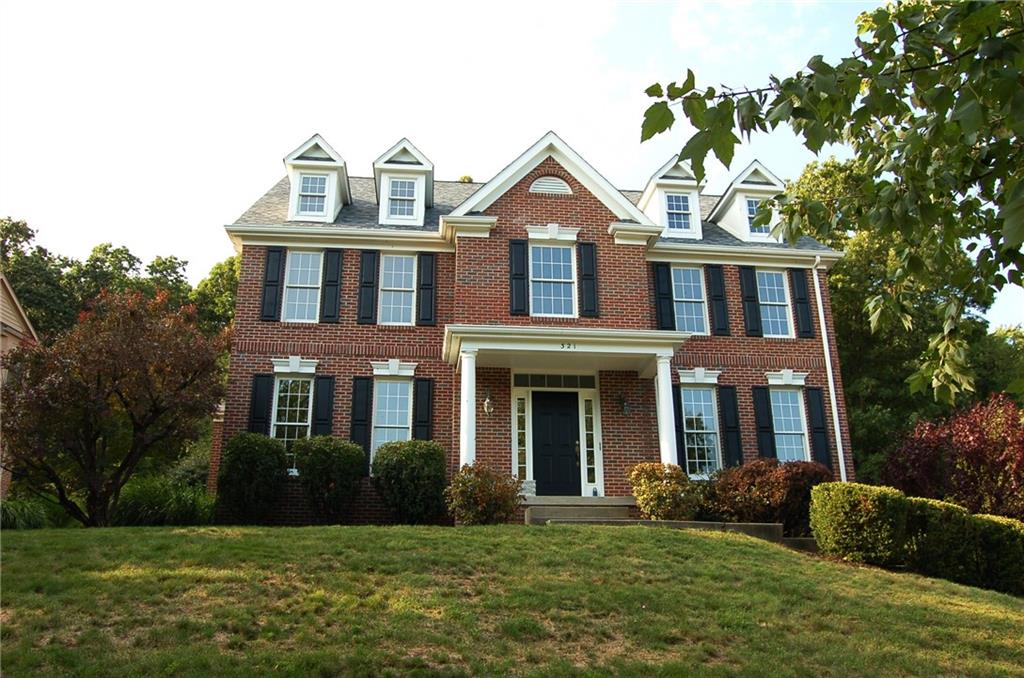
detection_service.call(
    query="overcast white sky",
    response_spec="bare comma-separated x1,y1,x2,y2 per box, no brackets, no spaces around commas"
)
1,0,1019,326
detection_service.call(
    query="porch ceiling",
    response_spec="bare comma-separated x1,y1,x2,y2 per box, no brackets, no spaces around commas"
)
442,324,689,378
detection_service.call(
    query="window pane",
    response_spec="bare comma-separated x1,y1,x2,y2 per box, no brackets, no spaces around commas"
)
287,252,322,286
381,255,415,290
372,380,412,454
389,198,414,217
389,179,415,198
298,195,326,214
761,305,790,337
672,268,706,333
531,281,573,315
682,388,720,476
666,194,689,212
372,425,410,452
748,198,770,234
770,390,806,461
273,378,312,469
283,287,319,321
379,290,413,323
757,271,790,336
530,246,572,281
300,175,327,195
667,212,691,230
756,271,786,303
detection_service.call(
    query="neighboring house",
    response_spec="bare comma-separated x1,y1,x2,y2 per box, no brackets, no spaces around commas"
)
0,272,40,498
208,131,853,523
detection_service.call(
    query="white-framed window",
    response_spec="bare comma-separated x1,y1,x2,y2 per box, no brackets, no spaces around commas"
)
271,377,314,473
671,266,708,334
371,379,412,456
680,386,721,478
747,198,770,235
770,388,809,462
378,254,416,325
529,244,576,317
756,269,792,337
298,174,328,216
666,193,692,231
282,251,322,323
388,178,416,218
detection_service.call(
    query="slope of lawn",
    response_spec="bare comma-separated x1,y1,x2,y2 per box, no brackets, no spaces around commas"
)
2,525,1022,676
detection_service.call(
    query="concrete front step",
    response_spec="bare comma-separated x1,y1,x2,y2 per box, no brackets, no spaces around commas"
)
525,505,632,525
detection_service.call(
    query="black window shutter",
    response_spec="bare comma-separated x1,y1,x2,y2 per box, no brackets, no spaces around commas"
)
752,386,777,458
672,385,685,467
413,378,434,440
319,249,343,323
653,262,675,330
509,240,528,315
416,253,436,326
311,375,335,436
739,266,763,337
357,250,379,325
789,268,814,338
805,387,832,470
578,242,599,317
718,385,743,467
705,264,730,336
350,377,373,472
260,248,287,321
248,374,274,434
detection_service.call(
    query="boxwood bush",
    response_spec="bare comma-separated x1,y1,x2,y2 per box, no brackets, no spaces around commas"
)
445,462,524,525
371,439,447,524
294,436,366,523
811,482,1024,595
628,462,701,521
217,433,288,524
810,482,909,566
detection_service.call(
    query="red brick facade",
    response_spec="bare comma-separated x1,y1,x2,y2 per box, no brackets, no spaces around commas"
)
210,154,853,524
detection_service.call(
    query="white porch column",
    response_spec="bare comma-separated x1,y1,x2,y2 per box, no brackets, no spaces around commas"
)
654,355,678,465
458,349,478,467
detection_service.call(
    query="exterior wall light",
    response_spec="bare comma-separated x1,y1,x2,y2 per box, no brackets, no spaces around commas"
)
482,390,494,416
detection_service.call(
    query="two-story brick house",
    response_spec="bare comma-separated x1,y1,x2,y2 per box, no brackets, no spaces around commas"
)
209,131,852,523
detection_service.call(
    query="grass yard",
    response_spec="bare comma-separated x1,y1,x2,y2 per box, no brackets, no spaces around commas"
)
2,525,1022,676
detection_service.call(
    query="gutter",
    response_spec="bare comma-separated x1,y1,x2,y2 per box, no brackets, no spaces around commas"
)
812,255,848,481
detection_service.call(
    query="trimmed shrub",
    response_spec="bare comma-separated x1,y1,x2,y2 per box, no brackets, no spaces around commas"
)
217,433,288,524
810,482,908,566
445,463,524,525
294,436,366,523
1,497,49,530
904,497,982,585
113,475,215,526
372,439,447,524
167,442,212,489
712,459,832,536
629,463,701,521
972,514,1024,595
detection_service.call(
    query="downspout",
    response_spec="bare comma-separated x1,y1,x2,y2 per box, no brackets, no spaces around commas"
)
812,256,848,481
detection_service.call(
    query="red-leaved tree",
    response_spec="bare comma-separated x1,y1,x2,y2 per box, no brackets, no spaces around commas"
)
882,394,1024,520
1,290,228,526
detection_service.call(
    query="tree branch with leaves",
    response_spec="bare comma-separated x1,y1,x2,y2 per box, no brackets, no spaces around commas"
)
641,0,1023,403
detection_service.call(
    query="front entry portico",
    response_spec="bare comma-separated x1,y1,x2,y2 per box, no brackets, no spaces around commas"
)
444,324,690,496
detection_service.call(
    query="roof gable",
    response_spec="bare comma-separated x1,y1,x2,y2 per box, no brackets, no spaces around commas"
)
0,273,39,343
708,160,785,222
284,133,346,165
373,138,434,208
450,131,652,224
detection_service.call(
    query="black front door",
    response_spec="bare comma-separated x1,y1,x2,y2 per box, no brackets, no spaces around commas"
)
532,391,581,496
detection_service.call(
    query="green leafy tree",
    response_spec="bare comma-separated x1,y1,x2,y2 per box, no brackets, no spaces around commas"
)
190,255,239,334
641,0,1024,403
0,290,228,526
0,218,77,339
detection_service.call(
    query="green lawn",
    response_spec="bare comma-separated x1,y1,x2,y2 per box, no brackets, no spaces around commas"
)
2,525,1022,676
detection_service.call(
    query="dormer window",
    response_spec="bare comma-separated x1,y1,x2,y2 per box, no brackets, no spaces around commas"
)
388,178,417,218
666,193,692,231
298,174,328,216
747,198,770,235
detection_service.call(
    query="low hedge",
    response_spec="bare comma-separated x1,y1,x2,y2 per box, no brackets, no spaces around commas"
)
811,482,1024,595
371,439,447,524
810,482,908,567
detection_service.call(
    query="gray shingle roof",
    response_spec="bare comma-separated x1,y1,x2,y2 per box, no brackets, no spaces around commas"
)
237,176,835,253
235,176,482,231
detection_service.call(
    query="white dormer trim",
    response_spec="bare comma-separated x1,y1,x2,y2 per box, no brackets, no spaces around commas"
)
450,131,653,225
378,173,427,227
678,368,722,385
371,359,418,377
272,356,319,375
765,369,808,386
526,223,579,241
374,138,434,213
284,133,351,222
638,155,704,241
707,160,785,243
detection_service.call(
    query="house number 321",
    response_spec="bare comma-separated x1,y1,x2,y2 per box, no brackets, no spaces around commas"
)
560,343,577,350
